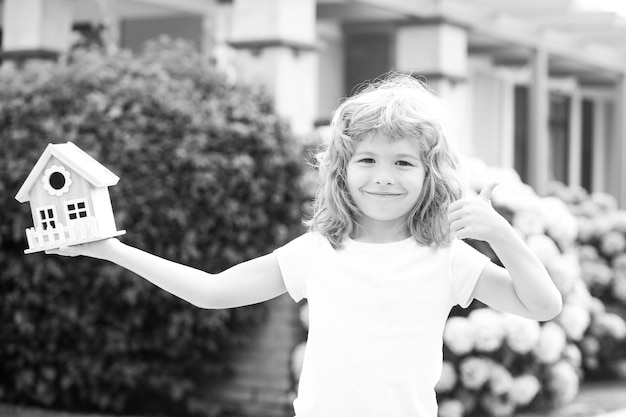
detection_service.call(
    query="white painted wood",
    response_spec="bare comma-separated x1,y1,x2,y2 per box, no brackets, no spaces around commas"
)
528,47,550,195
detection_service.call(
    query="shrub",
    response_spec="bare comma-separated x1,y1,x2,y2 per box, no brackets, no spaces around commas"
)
0,38,306,416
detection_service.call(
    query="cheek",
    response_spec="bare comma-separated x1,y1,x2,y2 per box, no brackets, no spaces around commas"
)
345,166,363,190
407,169,426,186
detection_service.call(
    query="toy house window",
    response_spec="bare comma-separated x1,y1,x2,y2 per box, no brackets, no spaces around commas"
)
42,165,72,196
65,199,90,221
38,205,58,230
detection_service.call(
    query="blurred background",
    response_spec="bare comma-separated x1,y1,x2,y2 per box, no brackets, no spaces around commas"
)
1,0,626,417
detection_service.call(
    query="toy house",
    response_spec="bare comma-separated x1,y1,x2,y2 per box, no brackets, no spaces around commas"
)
15,142,125,254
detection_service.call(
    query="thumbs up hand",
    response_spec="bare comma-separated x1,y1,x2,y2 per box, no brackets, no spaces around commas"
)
448,183,509,242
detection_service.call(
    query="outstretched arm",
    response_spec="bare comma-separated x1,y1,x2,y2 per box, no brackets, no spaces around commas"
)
48,239,288,309
448,184,563,321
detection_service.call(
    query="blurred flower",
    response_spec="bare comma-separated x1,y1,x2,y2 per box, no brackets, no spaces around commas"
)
436,361,458,394
539,197,579,248
547,181,586,205
438,398,464,417
509,374,541,406
459,357,492,390
555,303,590,341
612,271,626,304
513,210,546,237
578,245,599,262
547,252,581,297
579,335,600,358
589,296,607,316
612,253,626,272
563,280,594,309
454,388,478,414
595,217,618,241
610,211,626,234
591,192,619,213
546,361,580,407
577,199,602,218
580,260,613,292
443,317,475,356
469,308,505,352
591,312,626,339
533,322,567,364
488,363,513,396
526,234,560,267
576,217,596,243
599,231,626,258
563,343,582,368
501,313,541,354
584,355,600,371
480,391,515,417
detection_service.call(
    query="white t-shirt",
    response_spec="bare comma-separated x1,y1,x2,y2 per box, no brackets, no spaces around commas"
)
274,232,490,417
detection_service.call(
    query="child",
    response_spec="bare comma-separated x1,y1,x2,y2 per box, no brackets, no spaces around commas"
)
49,73,562,417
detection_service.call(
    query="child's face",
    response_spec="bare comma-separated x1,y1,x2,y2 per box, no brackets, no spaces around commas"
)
346,133,426,236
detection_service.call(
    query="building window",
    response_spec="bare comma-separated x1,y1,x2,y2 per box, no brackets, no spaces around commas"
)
38,206,58,230
65,199,90,221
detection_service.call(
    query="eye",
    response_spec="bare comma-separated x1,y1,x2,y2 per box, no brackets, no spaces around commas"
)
358,158,375,164
395,160,414,167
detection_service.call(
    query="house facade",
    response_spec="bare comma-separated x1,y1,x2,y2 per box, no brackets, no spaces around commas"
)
2,0,625,205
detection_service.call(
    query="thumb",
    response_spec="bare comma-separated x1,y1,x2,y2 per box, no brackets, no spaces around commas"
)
478,182,498,201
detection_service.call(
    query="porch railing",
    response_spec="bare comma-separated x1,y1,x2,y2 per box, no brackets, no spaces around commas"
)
25,217,99,253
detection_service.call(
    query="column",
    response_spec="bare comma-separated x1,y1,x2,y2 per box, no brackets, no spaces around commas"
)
568,89,582,189
614,75,626,208
528,47,550,195
1,0,74,61
228,0,318,135
592,99,607,193
395,21,471,154
500,77,516,170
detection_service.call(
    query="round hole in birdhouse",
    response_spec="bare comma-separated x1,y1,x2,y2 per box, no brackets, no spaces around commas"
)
49,172,66,190
42,165,72,197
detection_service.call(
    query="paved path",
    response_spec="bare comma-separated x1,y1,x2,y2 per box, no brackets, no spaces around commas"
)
1,380,625,417
518,380,626,417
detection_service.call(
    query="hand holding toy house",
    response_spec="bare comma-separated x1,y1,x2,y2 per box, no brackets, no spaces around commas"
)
15,142,125,254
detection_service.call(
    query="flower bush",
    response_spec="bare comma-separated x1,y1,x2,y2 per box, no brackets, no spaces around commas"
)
1,39,306,416
547,182,626,378
431,160,625,416
436,305,583,417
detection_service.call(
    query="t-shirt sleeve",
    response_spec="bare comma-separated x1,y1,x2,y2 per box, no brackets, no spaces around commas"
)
449,239,491,308
273,232,318,302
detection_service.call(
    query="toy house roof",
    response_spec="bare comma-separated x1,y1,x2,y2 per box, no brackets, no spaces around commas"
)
15,142,120,203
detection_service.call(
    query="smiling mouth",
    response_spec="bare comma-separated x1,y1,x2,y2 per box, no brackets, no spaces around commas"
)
364,191,404,198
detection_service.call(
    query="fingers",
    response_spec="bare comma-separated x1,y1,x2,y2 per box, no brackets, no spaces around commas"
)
478,182,499,201
448,185,498,239
45,245,82,257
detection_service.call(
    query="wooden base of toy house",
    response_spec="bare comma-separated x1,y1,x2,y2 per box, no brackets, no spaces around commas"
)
24,215,125,254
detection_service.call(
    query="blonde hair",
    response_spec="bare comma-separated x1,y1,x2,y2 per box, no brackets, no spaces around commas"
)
306,72,466,248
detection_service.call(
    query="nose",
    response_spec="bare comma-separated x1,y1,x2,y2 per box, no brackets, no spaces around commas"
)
374,167,395,185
